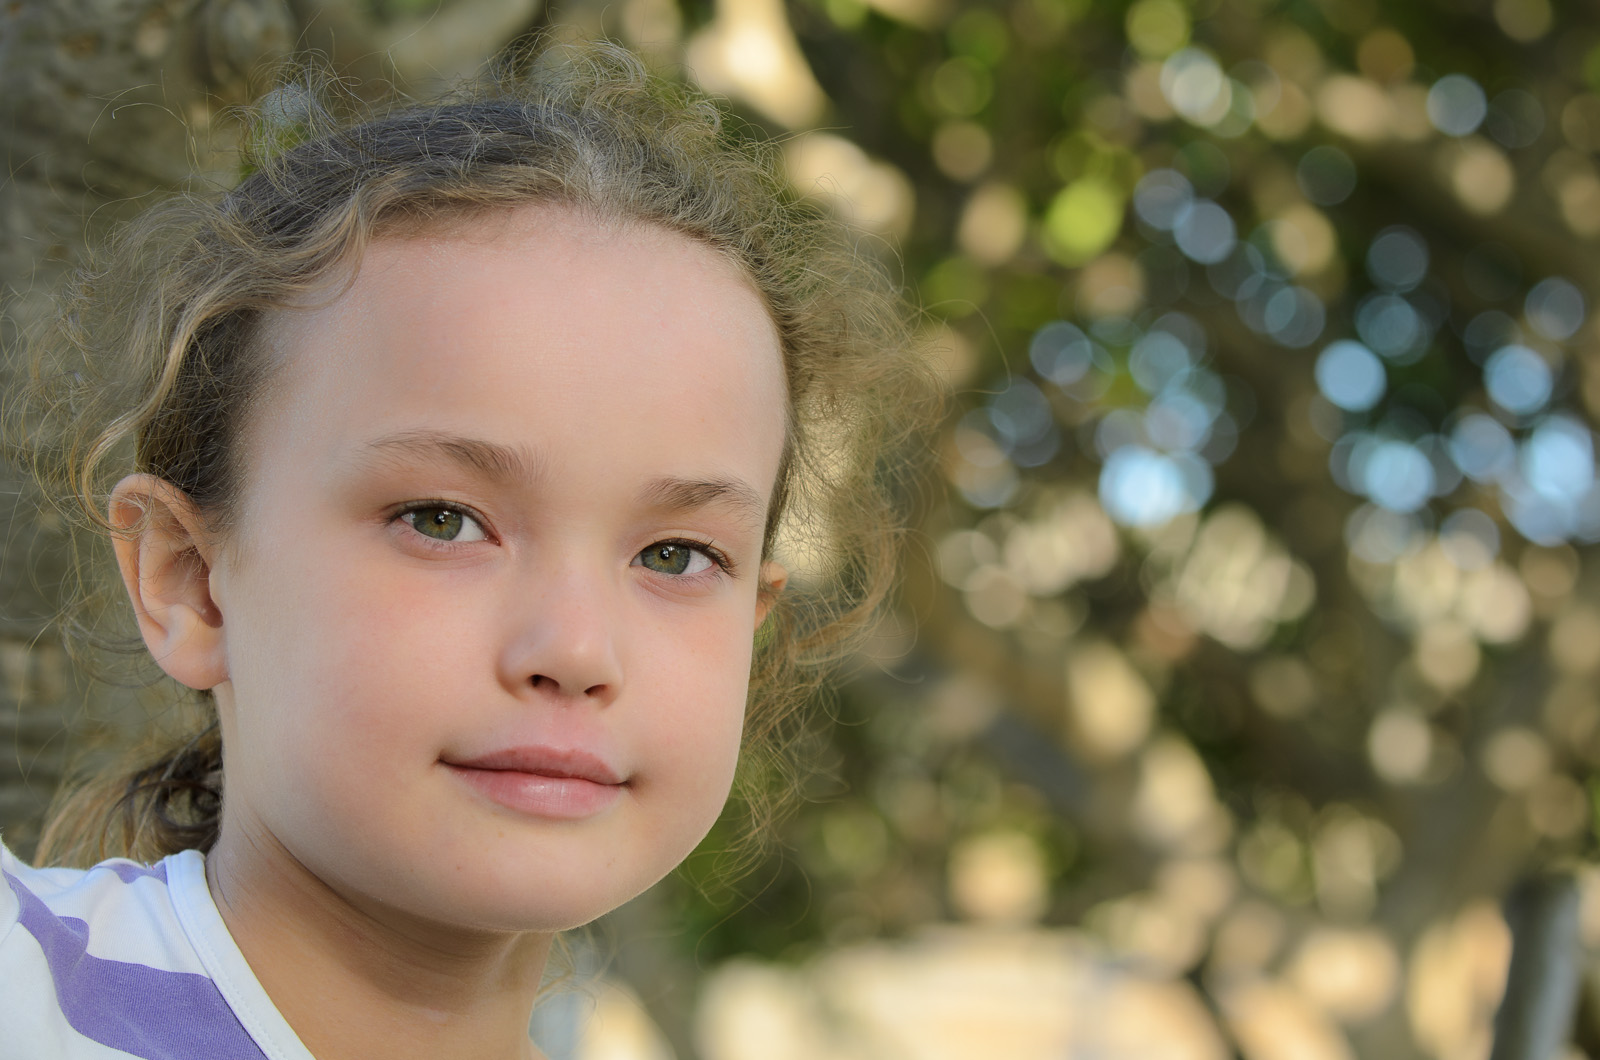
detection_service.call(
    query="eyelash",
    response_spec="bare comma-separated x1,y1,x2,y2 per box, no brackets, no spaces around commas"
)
390,503,736,578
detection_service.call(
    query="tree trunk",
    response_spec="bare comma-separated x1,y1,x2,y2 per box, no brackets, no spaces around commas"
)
0,0,290,854
0,0,537,857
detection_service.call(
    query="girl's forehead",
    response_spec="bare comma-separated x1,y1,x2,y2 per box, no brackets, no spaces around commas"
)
245,203,789,482
266,203,778,358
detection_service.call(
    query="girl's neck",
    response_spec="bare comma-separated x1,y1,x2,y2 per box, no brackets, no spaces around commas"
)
205,823,552,1060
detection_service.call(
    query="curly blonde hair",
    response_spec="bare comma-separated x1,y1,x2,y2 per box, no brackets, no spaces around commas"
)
25,44,938,867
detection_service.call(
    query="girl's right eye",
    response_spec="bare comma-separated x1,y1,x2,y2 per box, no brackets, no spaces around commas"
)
400,506,488,544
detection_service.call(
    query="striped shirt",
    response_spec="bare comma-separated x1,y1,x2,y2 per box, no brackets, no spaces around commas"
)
0,842,314,1059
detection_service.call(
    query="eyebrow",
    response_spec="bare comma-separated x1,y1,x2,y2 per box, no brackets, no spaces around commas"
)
358,430,767,526
361,430,544,483
637,476,768,530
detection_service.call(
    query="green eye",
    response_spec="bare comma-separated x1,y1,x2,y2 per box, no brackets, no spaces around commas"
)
637,542,713,576
402,506,485,543
640,543,691,575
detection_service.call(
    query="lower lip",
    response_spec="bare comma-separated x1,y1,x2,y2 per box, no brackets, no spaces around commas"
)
445,765,625,819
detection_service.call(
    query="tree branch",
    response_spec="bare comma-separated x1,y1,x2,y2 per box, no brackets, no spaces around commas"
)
1490,873,1583,1060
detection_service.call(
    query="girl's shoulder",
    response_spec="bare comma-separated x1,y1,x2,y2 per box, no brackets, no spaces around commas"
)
2,840,194,959
0,840,313,1060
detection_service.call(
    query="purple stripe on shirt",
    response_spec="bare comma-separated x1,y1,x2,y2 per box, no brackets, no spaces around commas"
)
104,860,169,885
3,868,268,1060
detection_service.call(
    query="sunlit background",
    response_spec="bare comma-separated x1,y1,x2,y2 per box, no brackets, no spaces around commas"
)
548,0,1600,1056
8,0,1600,1056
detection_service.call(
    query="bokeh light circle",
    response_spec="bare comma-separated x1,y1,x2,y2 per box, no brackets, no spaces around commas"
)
1096,407,1149,458
1439,508,1500,569
1130,330,1193,393
1263,286,1326,347
1145,389,1216,451
1160,48,1232,126
1366,226,1430,292
1296,145,1357,206
1426,74,1487,136
1133,169,1195,231
1449,413,1516,482
1099,445,1211,526
1521,415,1595,503
1315,340,1386,412
1356,294,1429,364
1483,344,1554,416
1525,277,1586,340
1503,482,1579,546
987,379,1059,469
1174,200,1236,264
1352,437,1435,512
1345,505,1424,564
1030,321,1098,386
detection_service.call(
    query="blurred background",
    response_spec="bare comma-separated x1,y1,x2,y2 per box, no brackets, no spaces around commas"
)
5,0,1600,1057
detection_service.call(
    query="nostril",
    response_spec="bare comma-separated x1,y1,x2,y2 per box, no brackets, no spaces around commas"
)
528,674,614,700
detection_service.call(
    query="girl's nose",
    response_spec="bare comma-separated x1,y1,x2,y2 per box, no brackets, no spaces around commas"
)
498,566,623,705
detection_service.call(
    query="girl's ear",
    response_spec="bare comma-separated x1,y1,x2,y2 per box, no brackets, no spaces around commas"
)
755,561,788,629
109,474,228,690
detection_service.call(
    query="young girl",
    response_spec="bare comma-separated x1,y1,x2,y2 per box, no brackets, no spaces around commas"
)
2,44,934,1060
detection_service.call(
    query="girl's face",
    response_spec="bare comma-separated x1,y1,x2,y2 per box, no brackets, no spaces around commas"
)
201,208,788,933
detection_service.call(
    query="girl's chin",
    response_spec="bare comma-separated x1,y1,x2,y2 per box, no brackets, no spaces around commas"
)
389,866,670,936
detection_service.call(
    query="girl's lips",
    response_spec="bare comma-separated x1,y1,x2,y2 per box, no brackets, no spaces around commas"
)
443,746,626,819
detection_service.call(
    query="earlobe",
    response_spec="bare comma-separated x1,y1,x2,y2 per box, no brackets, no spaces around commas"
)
754,561,789,630
109,474,229,690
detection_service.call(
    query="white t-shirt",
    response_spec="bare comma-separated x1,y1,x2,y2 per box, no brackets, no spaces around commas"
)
0,842,315,1060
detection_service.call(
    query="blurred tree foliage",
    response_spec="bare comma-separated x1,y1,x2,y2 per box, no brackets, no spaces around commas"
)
605,0,1600,1056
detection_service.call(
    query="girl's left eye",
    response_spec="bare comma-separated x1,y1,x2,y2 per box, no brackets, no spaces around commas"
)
400,506,488,543
635,542,716,577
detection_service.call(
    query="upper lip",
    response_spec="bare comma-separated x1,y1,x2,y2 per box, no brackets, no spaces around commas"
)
444,745,625,785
